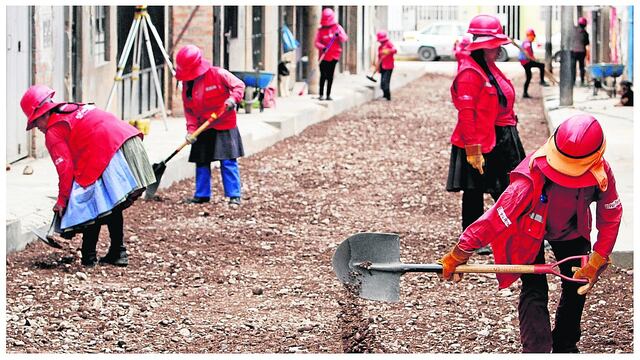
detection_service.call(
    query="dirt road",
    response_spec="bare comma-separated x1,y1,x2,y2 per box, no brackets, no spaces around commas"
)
6,66,633,353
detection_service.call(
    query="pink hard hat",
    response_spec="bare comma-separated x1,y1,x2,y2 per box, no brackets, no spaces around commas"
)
175,45,211,81
467,14,508,39
376,31,388,42
21,85,59,130
578,17,587,26
465,14,510,51
321,8,336,26
533,114,608,190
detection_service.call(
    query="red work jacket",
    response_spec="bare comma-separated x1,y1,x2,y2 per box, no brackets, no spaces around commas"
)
314,24,348,62
450,57,501,153
458,153,623,288
45,104,141,207
377,40,397,70
182,66,245,133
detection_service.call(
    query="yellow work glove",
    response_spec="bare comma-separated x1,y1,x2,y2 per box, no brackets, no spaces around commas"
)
465,144,485,175
438,244,473,282
573,251,611,295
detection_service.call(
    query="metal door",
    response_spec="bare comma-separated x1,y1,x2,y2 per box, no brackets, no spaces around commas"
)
6,6,31,163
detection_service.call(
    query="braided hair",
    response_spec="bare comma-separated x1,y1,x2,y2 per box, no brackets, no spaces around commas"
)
470,48,507,107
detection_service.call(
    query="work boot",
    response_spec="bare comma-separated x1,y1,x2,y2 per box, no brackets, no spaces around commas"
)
99,250,129,267
81,256,98,267
229,197,241,207
187,196,210,204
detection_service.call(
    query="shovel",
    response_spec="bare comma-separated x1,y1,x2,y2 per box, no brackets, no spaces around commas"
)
332,232,588,302
32,213,64,249
144,111,224,199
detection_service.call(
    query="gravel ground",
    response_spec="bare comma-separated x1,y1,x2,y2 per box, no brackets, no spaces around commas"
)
6,65,633,354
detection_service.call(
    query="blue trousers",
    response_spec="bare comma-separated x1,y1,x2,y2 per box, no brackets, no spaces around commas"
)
195,159,241,198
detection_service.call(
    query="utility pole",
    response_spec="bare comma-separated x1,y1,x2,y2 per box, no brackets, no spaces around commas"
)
545,6,553,72
306,6,321,95
560,6,574,106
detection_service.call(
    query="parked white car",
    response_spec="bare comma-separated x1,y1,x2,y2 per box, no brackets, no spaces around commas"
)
397,22,468,61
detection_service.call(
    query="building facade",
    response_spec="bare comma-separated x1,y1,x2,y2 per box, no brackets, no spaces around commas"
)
6,5,381,162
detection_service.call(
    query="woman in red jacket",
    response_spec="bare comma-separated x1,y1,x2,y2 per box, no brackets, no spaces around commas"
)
175,45,246,206
376,30,397,101
314,8,348,101
440,114,622,353
447,15,526,253
21,85,156,267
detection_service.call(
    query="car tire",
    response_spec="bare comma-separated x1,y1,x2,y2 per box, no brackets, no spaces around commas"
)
496,47,509,62
418,47,437,61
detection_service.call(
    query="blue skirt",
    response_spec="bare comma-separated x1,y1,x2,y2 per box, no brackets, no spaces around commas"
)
60,137,155,231
61,150,137,229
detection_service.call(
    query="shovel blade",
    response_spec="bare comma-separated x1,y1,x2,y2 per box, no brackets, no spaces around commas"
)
32,229,63,249
332,232,403,302
144,162,166,199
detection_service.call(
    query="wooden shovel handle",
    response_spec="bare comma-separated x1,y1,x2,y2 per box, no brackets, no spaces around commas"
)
177,112,221,152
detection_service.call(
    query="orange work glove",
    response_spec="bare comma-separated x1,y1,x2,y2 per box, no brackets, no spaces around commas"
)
465,144,485,175
438,244,473,282
573,251,611,295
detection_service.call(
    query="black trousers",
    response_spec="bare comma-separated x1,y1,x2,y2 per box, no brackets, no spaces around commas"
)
518,237,590,353
81,207,125,261
571,51,586,85
523,61,546,95
319,59,338,97
380,69,393,100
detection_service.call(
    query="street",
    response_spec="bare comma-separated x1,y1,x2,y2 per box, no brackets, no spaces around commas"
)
6,64,633,353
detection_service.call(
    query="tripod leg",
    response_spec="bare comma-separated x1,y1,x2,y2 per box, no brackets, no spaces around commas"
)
141,17,169,130
106,16,141,111
144,13,176,76
129,23,144,121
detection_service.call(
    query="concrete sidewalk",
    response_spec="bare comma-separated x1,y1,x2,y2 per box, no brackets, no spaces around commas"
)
6,61,429,253
541,84,634,268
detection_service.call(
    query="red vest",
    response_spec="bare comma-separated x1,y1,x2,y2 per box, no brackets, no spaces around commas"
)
182,67,242,132
47,104,141,187
315,24,347,61
378,40,397,70
450,57,500,153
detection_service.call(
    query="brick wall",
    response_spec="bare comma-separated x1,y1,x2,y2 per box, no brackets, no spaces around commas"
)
170,6,214,115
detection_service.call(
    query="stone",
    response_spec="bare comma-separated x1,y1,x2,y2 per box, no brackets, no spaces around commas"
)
75,272,88,281
252,287,264,296
179,328,191,337
22,165,34,175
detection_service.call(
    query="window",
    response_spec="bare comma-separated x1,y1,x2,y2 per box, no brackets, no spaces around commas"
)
93,6,109,63
224,6,238,39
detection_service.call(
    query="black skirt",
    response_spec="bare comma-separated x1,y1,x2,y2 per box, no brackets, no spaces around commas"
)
188,127,245,163
446,125,526,198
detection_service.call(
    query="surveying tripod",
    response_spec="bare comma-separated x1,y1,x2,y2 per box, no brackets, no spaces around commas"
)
105,5,175,130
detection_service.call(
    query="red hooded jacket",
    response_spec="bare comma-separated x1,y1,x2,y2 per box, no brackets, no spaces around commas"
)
182,66,245,133
314,24,348,62
44,104,141,208
458,153,623,288
377,40,397,70
450,56,516,153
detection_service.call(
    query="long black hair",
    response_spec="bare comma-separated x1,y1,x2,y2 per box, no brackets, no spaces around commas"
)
470,48,507,107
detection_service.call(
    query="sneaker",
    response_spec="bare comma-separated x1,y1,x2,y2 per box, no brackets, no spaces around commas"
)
540,81,550,87
187,196,210,204
523,93,531,99
317,95,324,100
229,197,241,206
99,250,129,267
325,96,333,101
